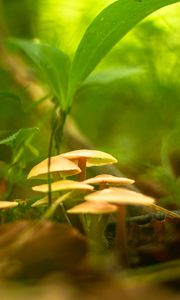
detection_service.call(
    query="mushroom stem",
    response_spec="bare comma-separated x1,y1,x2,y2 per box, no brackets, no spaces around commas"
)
88,215,103,244
99,182,107,190
77,157,87,181
116,205,128,268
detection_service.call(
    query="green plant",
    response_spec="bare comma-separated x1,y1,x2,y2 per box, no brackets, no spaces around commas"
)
7,0,179,155
0,0,178,231
0,1,180,291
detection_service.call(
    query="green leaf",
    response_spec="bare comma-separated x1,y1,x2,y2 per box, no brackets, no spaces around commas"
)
82,66,143,86
0,91,23,114
68,0,179,103
8,39,71,111
0,127,39,150
0,91,21,100
0,91,25,130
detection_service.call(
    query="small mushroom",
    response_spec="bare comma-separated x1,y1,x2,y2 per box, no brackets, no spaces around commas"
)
31,180,93,227
0,201,19,209
85,187,155,205
0,201,18,224
31,196,50,207
27,155,81,179
84,174,134,190
85,187,155,267
61,149,118,180
68,201,117,214
32,179,94,193
68,201,117,253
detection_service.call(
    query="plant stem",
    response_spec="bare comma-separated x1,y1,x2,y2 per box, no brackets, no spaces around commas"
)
88,214,109,250
79,214,88,234
47,107,68,206
54,109,67,154
42,191,72,221
150,204,180,219
47,122,55,207
59,202,72,226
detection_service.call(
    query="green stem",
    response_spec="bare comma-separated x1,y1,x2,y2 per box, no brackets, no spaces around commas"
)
79,214,89,235
47,106,68,206
47,120,56,206
88,214,109,251
60,202,72,226
42,191,72,221
54,109,67,154
85,214,110,270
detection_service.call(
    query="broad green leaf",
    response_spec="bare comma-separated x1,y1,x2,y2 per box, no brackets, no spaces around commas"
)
8,39,71,110
0,127,39,150
68,0,179,103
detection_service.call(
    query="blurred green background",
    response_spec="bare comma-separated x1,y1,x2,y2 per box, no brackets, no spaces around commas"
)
0,0,180,205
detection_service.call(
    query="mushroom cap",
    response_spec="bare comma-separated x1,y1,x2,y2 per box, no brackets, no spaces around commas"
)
0,201,19,209
27,155,81,179
31,196,58,207
84,174,134,186
31,196,49,207
67,201,117,214
85,187,155,206
60,149,117,167
32,179,94,193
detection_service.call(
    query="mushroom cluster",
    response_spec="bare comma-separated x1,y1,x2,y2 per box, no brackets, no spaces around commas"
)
28,149,180,267
28,149,120,209
27,149,157,265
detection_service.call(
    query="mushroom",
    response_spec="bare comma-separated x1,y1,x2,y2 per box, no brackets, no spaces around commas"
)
0,201,19,223
32,179,94,193
68,201,117,214
27,155,81,179
68,201,118,253
0,201,19,209
60,149,118,180
31,196,53,207
31,180,94,227
84,174,134,190
85,187,155,267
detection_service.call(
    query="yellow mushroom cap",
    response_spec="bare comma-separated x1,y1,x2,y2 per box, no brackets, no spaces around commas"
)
0,201,19,209
32,179,94,193
31,196,50,207
67,201,117,214
27,155,81,179
31,196,60,207
61,149,117,167
85,187,155,206
84,174,134,186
